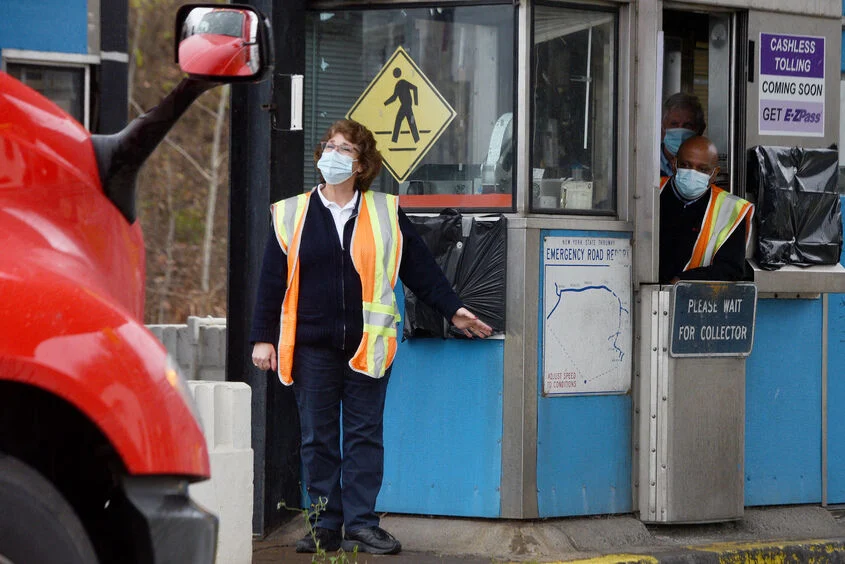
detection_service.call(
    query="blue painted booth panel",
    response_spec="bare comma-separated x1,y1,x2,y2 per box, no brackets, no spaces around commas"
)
745,298,823,505
829,293,845,503
536,229,632,517
537,394,632,516
826,195,845,503
0,0,88,53
377,286,504,517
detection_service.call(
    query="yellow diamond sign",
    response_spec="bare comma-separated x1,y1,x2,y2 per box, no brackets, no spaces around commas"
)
347,46,456,183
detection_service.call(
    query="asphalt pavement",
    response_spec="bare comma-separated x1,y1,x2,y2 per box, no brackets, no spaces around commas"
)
253,505,845,563
252,546,495,564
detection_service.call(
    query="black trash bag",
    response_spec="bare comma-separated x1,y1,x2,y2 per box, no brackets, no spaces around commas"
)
447,215,507,338
749,145,842,269
402,209,463,339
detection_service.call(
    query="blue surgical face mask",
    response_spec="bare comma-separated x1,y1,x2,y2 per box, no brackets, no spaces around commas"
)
317,150,357,185
663,128,697,156
674,168,711,201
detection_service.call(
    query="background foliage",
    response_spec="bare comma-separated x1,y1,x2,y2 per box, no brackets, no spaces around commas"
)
130,0,230,323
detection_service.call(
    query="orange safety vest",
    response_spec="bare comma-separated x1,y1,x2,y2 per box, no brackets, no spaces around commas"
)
270,188,403,385
660,177,754,272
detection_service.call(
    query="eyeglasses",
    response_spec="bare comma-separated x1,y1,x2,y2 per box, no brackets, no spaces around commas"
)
321,141,358,157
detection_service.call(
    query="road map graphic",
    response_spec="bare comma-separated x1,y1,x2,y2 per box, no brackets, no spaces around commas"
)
542,235,632,395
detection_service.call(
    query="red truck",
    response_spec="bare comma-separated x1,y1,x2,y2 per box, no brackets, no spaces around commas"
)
0,4,271,563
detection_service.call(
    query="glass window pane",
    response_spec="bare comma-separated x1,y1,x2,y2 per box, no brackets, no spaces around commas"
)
7,63,85,124
531,5,617,213
304,6,515,210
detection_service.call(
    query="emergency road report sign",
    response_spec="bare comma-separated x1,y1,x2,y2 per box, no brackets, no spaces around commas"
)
542,234,633,396
347,46,456,182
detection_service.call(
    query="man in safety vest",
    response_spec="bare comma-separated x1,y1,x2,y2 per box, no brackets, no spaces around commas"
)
659,135,754,284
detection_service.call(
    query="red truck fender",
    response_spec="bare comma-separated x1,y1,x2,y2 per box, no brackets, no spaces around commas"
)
0,272,209,478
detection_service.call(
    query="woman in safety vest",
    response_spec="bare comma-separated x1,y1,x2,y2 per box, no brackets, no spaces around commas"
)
250,119,492,555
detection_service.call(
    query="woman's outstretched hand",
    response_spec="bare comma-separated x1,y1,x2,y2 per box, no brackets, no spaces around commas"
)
451,307,493,339
252,342,277,372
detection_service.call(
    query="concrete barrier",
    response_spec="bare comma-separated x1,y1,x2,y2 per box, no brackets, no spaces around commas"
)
188,381,253,564
148,316,227,381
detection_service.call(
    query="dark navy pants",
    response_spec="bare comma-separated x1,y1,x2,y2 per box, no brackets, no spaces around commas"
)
292,344,390,532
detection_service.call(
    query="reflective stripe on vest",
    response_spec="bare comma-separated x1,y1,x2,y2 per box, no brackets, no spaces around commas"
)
348,190,403,379
271,188,403,385
271,192,311,385
659,177,754,272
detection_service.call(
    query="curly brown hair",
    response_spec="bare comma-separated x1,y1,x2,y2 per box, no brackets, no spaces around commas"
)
313,119,383,192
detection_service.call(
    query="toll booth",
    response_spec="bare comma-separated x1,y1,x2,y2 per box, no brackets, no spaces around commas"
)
229,0,845,534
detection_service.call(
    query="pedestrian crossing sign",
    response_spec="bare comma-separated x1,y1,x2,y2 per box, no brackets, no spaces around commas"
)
347,46,456,183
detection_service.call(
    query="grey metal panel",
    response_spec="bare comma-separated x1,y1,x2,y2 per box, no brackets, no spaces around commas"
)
516,1,531,215
501,224,540,518
616,2,633,224
656,288,671,519
519,217,633,231
501,223,526,517
666,0,838,18
500,1,538,519
635,285,660,519
664,356,745,522
750,261,845,295
88,0,99,55
744,11,841,151
742,11,844,295
632,0,661,286
708,15,731,167
639,286,745,523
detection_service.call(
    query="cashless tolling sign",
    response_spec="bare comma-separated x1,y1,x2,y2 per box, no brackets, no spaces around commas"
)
670,282,757,357
758,32,825,137
347,46,456,182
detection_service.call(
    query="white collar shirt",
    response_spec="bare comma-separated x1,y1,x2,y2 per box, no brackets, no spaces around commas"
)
317,186,359,249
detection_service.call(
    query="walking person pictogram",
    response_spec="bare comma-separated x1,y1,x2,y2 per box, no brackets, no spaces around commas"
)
347,46,456,181
384,68,420,143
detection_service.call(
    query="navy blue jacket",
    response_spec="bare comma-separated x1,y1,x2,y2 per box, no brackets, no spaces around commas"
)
250,190,463,352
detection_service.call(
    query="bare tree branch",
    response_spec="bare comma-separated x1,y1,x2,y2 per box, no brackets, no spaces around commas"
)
164,138,213,182
192,99,220,119
201,85,229,292
157,154,177,323
127,2,144,97
128,97,214,182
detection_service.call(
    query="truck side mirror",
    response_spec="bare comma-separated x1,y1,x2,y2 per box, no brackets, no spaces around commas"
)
175,4,274,83
92,4,274,224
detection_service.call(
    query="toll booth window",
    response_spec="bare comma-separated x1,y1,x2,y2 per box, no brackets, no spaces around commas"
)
304,6,516,210
531,5,617,214
6,63,85,124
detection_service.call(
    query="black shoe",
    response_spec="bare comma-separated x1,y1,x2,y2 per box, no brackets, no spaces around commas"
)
295,527,342,553
342,526,402,555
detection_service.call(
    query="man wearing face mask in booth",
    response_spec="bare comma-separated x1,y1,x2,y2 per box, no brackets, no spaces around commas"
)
660,92,707,178
659,136,754,284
